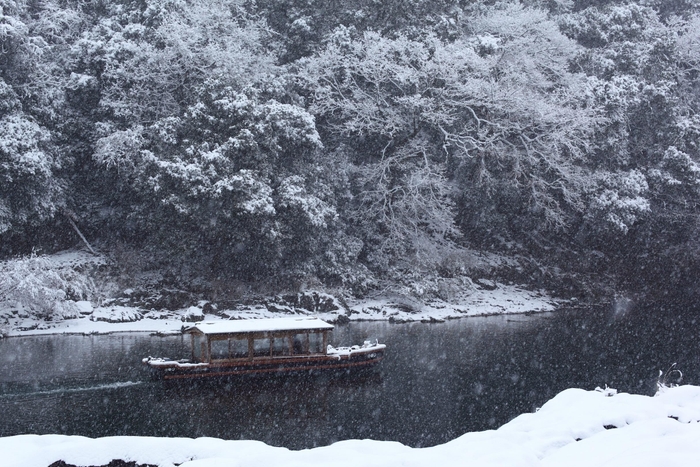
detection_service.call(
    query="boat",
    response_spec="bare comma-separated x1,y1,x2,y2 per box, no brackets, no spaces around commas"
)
143,317,386,380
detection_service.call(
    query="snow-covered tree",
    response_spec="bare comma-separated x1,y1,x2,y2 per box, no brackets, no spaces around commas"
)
302,4,598,266
91,79,339,278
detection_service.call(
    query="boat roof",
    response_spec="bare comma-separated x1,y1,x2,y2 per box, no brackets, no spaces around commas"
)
185,317,334,336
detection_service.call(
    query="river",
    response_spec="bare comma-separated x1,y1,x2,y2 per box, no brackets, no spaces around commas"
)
1,304,699,449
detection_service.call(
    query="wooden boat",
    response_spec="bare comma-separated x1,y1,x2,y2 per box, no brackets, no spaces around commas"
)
143,317,386,380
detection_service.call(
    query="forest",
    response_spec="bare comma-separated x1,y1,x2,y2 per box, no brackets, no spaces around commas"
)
2,0,700,308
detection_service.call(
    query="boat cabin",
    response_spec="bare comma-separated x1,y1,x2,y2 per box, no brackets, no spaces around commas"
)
185,317,335,364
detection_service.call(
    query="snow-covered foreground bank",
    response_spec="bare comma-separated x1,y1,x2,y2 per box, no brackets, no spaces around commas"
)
3,385,699,467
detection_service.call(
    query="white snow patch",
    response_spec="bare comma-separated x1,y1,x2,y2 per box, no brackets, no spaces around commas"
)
342,283,558,323
75,301,93,315
89,306,143,323
3,385,700,467
182,306,205,322
42,249,108,268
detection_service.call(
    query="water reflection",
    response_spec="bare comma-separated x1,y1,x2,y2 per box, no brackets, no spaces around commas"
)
1,307,699,448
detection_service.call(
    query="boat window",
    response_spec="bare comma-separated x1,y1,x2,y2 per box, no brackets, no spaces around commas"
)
228,338,248,359
210,338,229,361
308,332,325,354
192,333,204,362
271,336,291,356
252,338,272,358
291,334,305,354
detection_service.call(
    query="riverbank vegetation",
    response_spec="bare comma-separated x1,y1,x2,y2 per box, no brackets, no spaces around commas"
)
3,0,700,311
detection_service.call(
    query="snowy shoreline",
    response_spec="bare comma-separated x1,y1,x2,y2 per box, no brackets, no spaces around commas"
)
1,249,566,338
1,282,561,338
3,385,700,467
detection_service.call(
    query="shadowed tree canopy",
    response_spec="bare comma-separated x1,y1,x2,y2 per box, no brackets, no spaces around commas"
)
1,0,700,298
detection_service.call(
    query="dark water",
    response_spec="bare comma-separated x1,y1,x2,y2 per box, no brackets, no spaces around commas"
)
1,304,700,449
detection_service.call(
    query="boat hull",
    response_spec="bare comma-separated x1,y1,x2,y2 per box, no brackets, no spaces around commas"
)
144,348,385,380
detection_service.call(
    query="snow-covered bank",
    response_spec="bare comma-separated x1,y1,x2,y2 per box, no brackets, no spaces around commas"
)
0,286,558,337
3,385,699,467
0,282,559,337
0,250,560,337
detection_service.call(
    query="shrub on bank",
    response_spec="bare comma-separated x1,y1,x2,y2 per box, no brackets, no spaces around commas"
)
0,253,95,320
